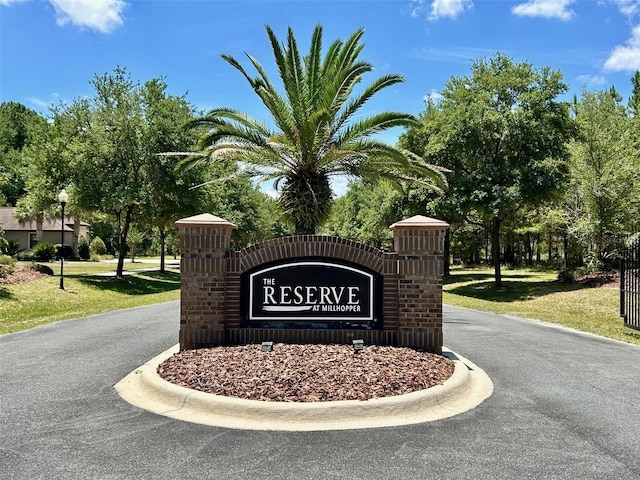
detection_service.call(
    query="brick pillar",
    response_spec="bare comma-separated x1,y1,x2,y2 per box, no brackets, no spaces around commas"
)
175,214,236,350
390,215,449,354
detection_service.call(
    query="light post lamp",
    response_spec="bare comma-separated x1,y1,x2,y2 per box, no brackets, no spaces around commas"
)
58,189,68,290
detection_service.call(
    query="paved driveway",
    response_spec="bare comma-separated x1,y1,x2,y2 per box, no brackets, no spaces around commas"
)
1,302,640,479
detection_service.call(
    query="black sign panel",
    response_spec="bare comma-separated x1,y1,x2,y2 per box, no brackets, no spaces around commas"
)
241,260,382,329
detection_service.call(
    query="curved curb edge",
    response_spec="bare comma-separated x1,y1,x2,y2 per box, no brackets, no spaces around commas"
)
114,344,493,431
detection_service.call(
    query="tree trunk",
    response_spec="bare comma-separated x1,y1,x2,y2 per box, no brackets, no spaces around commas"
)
116,209,132,280
491,216,502,288
159,226,166,273
73,218,80,257
485,229,490,263
525,231,533,266
36,215,43,242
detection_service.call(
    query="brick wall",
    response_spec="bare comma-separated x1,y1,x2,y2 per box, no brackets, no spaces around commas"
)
177,214,448,353
391,216,449,352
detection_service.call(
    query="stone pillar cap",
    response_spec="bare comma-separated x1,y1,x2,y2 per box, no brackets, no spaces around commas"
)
389,215,449,230
175,213,236,229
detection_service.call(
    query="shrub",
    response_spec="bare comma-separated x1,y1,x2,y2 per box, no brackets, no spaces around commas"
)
0,254,15,266
557,266,587,283
90,236,107,256
78,236,90,260
32,263,54,276
17,250,35,261
0,264,13,278
0,254,15,279
33,242,56,261
2,239,22,257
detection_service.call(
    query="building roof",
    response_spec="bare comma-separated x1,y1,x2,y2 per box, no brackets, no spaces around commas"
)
0,207,87,232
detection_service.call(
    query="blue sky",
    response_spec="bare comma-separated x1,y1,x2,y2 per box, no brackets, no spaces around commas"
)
1,0,640,195
2,0,640,128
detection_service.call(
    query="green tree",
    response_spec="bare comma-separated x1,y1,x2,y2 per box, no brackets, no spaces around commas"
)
69,67,150,279
568,89,637,257
399,98,465,275
17,100,89,248
322,179,436,249
197,158,293,248
126,225,146,262
184,24,446,234
137,78,206,272
0,102,47,206
322,180,400,248
409,54,576,287
0,224,8,254
629,70,640,116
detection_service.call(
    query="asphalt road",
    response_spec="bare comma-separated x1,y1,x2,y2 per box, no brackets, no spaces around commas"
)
1,302,640,479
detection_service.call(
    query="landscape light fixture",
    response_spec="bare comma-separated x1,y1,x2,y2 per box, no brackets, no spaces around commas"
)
261,341,274,352
58,189,68,290
352,339,364,353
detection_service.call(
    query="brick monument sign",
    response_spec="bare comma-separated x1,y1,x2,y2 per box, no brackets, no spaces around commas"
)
176,214,449,354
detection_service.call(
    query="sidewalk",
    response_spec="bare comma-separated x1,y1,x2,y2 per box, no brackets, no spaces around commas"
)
89,258,180,277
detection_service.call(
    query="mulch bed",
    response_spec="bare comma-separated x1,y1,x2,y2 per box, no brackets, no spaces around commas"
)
0,264,48,285
575,271,619,289
157,343,455,402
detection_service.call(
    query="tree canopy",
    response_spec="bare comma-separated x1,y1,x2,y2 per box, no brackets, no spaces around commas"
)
401,53,577,287
0,102,47,207
183,24,447,234
568,89,638,256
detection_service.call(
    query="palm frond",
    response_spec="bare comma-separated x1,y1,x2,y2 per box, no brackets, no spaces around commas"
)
335,112,419,146
305,25,324,107
332,73,405,131
185,25,448,233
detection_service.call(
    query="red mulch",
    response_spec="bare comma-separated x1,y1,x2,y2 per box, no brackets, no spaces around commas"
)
157,343,455,402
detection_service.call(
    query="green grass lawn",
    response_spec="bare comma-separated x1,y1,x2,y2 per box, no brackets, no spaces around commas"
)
3,261,638,346
0,260,180,334
444,267,640,345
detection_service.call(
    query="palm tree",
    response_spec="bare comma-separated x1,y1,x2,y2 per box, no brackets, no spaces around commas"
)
184,25,447,234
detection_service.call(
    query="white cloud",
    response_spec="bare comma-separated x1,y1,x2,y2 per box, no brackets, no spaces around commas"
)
26,92,62,112
26,97,52,109
409,45,496,62
409,0,473,21
604,24,640,70
512,0,576,21
424,90,443,104
1,0,127,33
609,0,640,17
576,74,607,87
50,0,126,33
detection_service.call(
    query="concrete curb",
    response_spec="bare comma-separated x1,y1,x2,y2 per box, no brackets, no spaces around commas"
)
114,345,493,431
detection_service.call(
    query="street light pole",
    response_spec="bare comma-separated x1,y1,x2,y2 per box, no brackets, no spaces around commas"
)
58,189,68,290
